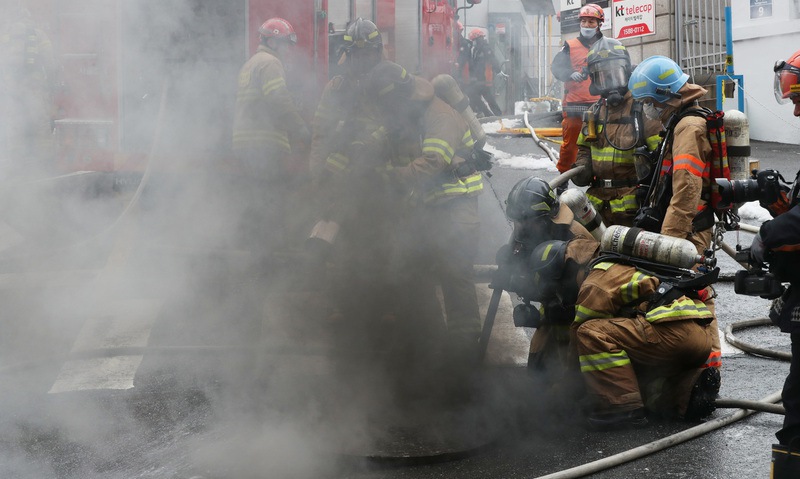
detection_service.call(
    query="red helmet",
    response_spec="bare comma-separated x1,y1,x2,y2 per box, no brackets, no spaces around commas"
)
579,4,605,23
456,21,464,33
259,18,297,44
468,29,486,41
774,49,800,104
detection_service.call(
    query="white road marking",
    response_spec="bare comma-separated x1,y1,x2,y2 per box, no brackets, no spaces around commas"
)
477,284,529,366
48,299,161,393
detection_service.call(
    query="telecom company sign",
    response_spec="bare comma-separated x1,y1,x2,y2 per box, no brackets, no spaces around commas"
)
612,0,655,39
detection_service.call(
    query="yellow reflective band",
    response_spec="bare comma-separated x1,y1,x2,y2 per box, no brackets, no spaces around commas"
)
632,81,646,90
646,135,661,151
574,305,612,324
325,153,350,171
423,138,455,158
263,77,286,96
645,298,713,322
621,271,651,304
541,242,554,261
592,262,614,271
608,195,639,213
579,350,631,372
658,69,676,80
529,201,552,212
378,83,395,96
368,31,379,39
343,35,352,42
425,173,484,201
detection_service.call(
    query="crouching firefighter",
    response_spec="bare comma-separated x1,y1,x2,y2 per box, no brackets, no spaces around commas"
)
495,176,597,381
628,55,724,374
535,231,721,430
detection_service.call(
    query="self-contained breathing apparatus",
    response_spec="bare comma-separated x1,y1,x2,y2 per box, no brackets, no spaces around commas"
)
492,225,720,330
633,106,734,234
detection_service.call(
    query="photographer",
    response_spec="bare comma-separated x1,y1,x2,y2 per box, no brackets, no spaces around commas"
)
753,49,800,463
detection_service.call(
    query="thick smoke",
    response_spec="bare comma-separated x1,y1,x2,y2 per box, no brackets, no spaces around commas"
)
0,1,551,478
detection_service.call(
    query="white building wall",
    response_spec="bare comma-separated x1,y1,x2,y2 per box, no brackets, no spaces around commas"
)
732,1,800,144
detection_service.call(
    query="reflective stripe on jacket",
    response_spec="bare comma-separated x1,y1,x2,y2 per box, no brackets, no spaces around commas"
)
391,96,483,204
232,45,305,154
573,262,711,325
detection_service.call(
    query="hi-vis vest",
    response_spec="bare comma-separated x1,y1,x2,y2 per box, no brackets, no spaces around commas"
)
563,38,599,106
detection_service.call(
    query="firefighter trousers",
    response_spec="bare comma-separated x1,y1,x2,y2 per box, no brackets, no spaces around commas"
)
575,316,713,416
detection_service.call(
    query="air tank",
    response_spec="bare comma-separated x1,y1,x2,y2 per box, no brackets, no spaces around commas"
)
432,74,486,148
601,225,712,268
559,188,606,241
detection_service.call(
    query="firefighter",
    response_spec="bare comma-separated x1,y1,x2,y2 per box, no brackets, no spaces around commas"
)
628,56,723,379
232,17,310,261
550,3,604,176
466,29,502,118
502,176,596,375
307,18,399,329
756,48,800,477
365,61,484,358
547,240,719,430
453,21,471,89
571,38,663,226
0,0,59,177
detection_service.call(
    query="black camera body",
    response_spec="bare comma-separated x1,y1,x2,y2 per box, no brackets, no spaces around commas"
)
733,269,784,299
732,247,785,299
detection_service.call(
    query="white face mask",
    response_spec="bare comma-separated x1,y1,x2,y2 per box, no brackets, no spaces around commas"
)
643,102,665,121
580,27,596,39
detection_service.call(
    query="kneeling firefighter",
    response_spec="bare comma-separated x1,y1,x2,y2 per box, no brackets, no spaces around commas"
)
496,176,597,378
532,227,721,430
571,38,663,227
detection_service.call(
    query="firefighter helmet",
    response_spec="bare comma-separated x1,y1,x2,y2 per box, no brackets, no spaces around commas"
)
628,55,689,104
505,176,559,222
468,29,486,41
367,61,434,106
579,3,605,23
587,37,632,97
343,18,383,52
774,49,800,104
259,18,297,45
529,240,568,301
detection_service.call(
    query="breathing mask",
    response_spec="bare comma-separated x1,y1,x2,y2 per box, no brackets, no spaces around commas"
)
643,102,665,121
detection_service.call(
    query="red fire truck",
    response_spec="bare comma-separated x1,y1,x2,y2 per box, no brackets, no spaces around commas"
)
25,0,480,174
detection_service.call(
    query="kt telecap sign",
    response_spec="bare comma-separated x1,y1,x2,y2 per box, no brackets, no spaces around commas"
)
612,0,655,39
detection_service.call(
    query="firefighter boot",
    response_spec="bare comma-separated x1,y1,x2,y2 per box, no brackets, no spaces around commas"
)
684,367,721,421
772,440,800,478
587,408,648,431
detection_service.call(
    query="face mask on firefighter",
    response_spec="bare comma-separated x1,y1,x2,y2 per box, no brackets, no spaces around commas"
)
580,27,597,39
589,58,629,105
347,47,382,77
513,218,549,246
643,102,665,121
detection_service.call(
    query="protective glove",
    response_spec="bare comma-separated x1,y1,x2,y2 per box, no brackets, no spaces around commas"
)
569,71,586,82
749,232,767,268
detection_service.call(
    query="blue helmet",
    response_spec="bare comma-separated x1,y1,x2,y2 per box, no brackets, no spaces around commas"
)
628,55,689,103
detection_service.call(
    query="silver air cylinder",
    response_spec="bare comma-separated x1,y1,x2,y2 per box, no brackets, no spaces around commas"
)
601,225,709,269
724,109,750,181
432,74,486,149
559,188,606,242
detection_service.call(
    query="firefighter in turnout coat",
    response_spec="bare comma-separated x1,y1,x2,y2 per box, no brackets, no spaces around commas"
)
572,38,663,226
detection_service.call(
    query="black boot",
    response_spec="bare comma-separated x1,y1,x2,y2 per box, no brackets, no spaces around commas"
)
587,407,648,431
684,367,721,420
772,440,800,478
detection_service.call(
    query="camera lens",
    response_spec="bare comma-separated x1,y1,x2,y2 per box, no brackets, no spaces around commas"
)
716,178,761,206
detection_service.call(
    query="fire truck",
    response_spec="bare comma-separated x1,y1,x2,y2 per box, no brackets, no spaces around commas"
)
24,0,482,175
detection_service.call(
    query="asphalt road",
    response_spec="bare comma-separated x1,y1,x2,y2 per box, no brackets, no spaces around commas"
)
0,136,797,478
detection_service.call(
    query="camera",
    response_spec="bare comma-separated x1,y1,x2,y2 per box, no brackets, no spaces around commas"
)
732,247,785,299
715,169,781,207
733,269,784,299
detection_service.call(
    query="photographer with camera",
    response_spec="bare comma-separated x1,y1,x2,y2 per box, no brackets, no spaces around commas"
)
746,49,800,476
